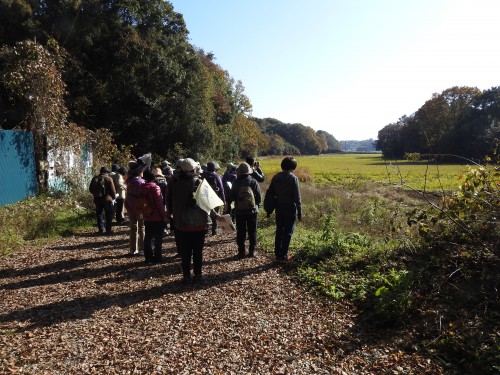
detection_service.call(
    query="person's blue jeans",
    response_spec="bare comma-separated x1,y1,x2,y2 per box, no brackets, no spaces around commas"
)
95,199,113,233
274,209,296,259
235,213,258,255
144,221,165,262
176,229,206,277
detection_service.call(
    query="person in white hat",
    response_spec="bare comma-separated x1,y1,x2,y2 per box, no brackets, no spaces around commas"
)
167,158,218,284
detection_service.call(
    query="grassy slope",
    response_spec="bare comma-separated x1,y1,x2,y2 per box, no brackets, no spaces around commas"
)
257,154,499,374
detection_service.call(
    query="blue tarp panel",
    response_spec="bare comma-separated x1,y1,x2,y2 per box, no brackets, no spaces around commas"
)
0,130,38,207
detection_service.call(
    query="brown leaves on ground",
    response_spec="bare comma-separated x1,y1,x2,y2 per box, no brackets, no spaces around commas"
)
0,225,442,374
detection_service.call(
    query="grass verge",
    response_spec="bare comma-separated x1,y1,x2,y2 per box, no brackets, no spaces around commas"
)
0,192,94,256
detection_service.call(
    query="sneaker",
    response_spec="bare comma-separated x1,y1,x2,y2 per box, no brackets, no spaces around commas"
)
248,251,255,258
237,253,245,260
137,250,145,256
182,276,192,285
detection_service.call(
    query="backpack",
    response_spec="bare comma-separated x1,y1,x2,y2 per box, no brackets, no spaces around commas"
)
133,186,154,219
205,174,219,194
236,185,256,212
175,178,208,228
89,175,106,198
181,198,208,227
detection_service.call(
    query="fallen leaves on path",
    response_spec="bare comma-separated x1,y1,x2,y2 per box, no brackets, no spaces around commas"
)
0,225,442,374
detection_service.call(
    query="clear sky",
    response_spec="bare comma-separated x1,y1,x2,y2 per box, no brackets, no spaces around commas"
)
169,0,500,141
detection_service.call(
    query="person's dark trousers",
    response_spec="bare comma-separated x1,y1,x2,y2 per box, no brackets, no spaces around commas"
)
144,221,165,262
274,209,296,259
95,198,113,234
115,198,125,223
173,226,181,255
211,206,221,235
235,213,258,256
176,229,206,277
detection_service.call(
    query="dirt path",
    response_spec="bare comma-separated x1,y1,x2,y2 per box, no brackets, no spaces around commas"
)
0,225,441,374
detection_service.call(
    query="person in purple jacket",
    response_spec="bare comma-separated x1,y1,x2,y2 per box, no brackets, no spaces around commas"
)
124,154,151,256
141,167,167,263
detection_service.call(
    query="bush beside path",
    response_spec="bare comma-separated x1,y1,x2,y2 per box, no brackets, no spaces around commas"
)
0,226,442,374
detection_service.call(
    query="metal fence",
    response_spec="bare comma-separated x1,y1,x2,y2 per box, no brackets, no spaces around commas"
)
0,129,93,207
0,130,38,207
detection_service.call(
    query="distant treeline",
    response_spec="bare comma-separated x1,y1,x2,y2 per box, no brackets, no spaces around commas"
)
376,86,500,161
0,1,339,162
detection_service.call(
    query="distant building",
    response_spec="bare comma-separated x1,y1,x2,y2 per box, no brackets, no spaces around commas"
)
340,139,378,153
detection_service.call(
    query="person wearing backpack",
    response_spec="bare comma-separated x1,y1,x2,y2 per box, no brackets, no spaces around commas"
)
141,167,167,263
124,154,151,256
204,161,226,235
228,162,261,259
88,166,117,235
167,158,219,284
264,156,302,262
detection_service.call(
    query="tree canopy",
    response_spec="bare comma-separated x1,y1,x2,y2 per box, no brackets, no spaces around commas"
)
376,86,500,160
0,0,342,163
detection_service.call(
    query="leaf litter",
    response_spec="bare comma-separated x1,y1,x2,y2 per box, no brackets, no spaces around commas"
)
0,225,442,374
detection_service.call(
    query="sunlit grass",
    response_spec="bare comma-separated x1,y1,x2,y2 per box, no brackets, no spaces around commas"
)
259,153,469,192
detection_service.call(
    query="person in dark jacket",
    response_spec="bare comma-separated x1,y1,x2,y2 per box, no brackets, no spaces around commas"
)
228,162,262,259
204,161,225,235
264,156,302,262
89,166,117,235
222,163,237,220
167,158,214,284
142,167,167,263
245,155,265,183
153,168,168,210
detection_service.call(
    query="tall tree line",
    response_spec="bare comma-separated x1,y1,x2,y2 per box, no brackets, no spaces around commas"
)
376,86,500,160
0,0,339,161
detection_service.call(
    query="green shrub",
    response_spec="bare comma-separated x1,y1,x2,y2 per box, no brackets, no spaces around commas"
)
373,268,413,323
0,194,93,255
407,166,499,252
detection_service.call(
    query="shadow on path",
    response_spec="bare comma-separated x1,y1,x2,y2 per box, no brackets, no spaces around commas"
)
0,262,275,330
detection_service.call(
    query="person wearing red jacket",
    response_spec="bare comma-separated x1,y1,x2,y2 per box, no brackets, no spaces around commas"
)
141,167,167,263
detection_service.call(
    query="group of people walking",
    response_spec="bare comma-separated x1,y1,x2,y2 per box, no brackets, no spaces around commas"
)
89,154,302,284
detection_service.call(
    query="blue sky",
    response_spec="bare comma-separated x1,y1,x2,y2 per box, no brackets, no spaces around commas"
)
169,0,500,141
